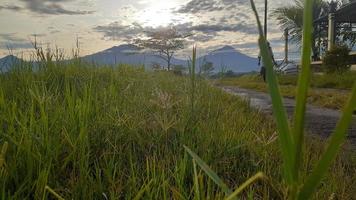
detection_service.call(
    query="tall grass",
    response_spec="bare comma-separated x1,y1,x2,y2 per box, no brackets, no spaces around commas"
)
0,7,355,199
0,52,355,199
184,0,356,199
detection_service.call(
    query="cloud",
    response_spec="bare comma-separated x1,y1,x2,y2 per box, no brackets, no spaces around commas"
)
94,19,257,43
176,0,224,13
0,33,32,50
0,33,27,42
93,22,145,41
50,30,61,34
0,4,23,11
186,23,257,35
176,0,253,14
25,0,95,15
2,0,95,15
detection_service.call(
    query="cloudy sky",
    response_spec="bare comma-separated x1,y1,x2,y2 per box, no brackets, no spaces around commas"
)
0,0,297,59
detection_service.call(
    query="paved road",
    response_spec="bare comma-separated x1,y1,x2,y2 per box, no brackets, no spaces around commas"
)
222,86,356,146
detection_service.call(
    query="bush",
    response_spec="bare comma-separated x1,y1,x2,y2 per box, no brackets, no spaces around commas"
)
172,64,186,75
323,45,351,74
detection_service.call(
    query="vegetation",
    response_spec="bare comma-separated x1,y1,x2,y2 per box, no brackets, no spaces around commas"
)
217,74,354,109
272,0,356,57
275,72,356,89
0,0,356,199
199,57,214,77
0,55,354,199
185,0,356,199
134,28,189,70
323,45,351,74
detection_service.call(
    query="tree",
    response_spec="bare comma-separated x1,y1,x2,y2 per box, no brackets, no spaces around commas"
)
273,0,355,58
272,0,328,59
134,28,188,71
172,65,186,76
323,44,351,73
200,57,214,77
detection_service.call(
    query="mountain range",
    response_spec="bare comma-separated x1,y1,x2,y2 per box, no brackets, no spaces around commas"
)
0,55,24,72
0,45,259,73
197,46,259,73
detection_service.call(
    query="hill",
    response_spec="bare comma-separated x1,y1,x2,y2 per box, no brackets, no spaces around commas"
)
0,45,260,73
0,55,23,72
82,44,259,73
198,46,259,73
81,44,186,68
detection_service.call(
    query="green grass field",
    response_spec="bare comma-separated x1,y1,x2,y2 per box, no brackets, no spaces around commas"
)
217,73,354,109
0,63,355,199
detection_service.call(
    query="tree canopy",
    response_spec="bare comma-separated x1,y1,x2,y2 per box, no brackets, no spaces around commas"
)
134,28,189,70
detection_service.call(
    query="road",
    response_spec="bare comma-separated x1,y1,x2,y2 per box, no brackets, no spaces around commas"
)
222,86,356,146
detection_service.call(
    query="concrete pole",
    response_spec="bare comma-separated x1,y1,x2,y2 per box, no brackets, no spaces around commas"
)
264,0,268,39
328,13,335,51
284,28,289,63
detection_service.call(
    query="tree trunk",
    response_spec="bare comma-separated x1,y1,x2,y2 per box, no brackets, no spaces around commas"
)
167,59,171,71
167,51,172,71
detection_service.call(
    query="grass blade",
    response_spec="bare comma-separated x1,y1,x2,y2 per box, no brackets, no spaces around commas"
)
0,142,8,168
292,0,313,182
183,145,233,196
250,0,295,184
298,83,356,199
225,172,265,200
133,180,153,200
193,160,201,200
44,186,65,200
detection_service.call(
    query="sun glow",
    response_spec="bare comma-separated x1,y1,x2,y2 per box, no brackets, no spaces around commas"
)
135,1,185,28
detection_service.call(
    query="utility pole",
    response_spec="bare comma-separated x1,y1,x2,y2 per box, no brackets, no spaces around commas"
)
264,0,268,39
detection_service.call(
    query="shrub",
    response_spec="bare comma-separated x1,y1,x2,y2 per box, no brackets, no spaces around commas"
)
172,64,186,75
323,45,351,74
200,59,214,77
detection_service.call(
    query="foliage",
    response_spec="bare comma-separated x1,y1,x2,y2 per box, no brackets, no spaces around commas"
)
199,57,214,77
134,28,189,70
323,44,351,74
231,72,356,90
150,62,163,71
172,64,186,75
218,74,352,109
272,0,356,57
255,0,356,198
184,0,356,199
272,0,328,44
1,57,355,199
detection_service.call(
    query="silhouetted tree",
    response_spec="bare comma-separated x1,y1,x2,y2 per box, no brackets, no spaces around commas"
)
200,57,214,77
134,28,189,70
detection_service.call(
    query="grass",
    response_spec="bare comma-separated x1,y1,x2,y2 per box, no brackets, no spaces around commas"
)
184,0,356,199
218,72,356,90
277,72,356,90
217,75,351,109
0,60,355,199
1,0,356,198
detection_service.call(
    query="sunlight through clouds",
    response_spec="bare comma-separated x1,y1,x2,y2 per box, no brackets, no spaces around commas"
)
0,0,297,59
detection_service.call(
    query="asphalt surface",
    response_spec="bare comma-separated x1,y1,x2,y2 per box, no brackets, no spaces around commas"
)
222,86,356,146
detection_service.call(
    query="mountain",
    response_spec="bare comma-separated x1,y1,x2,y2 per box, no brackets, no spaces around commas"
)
0,55,23,72
82,44,186,68
198,46,259,73
1,45,260,73
82,44,259,73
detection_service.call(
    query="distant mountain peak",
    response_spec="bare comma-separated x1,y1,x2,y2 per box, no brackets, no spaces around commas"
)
1,55,19,60
219,45,235,51
104,44,141,54
210,45,237,54
81,43,259,73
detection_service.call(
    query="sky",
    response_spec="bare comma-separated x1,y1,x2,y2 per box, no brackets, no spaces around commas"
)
0,0,298,60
